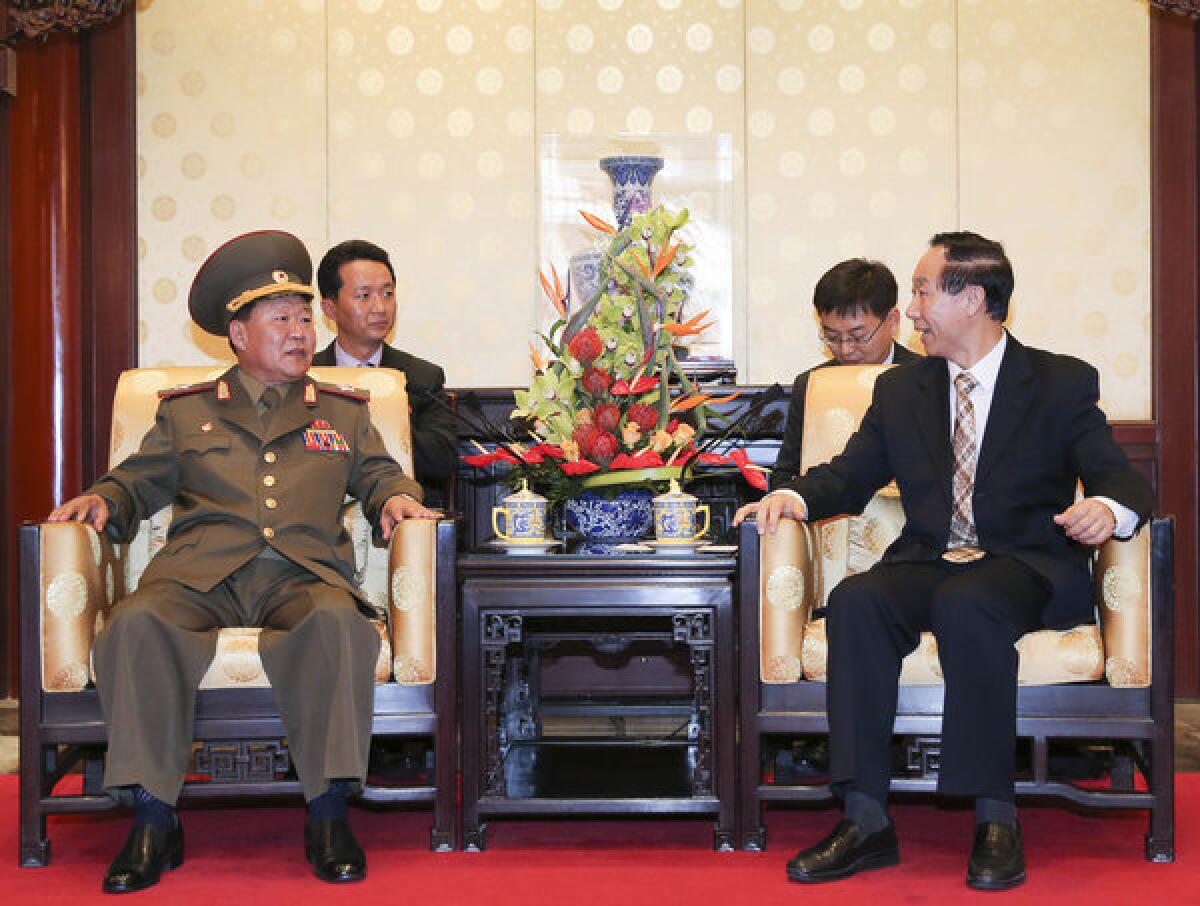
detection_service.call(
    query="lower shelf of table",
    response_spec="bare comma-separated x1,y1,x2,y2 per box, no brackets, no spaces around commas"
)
487,739,714,807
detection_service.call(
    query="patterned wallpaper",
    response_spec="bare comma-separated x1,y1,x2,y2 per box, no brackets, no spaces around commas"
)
137,0,1151,418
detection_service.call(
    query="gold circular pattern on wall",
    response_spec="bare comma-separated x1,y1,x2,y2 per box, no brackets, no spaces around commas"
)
271,195,294,220
358,68,385,97
149,30,174,55
181,152,205,179
1115,354,1138,379
567,108,595,135
387,25,415,56
387,109,415,138
210,194,236,220
506,24,533,53
1082,312,1108,339
685,23,713,53
153,278,177,304
180,69,206,97
416,67,444,96
1112,268,1137,296
151,195,177,221
151,113,176,138
656,65,684,94
240,153,265,179
476,67,503,94
182,235,206,261
210,112,234,137
626,106,653,134
596,66,624,94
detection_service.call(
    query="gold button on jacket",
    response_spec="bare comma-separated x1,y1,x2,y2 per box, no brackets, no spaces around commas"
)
91,365,422,608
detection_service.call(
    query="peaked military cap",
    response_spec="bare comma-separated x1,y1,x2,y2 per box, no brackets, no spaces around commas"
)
189,230,315,337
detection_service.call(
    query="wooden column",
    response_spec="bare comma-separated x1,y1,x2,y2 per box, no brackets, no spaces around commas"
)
3,36,85,697
1152,8,1200,697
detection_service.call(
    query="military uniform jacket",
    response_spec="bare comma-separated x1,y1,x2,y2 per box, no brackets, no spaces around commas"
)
90,366,422,606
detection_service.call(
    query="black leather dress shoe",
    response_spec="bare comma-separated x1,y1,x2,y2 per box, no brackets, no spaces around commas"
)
786,819,900,883
304,818,367,883
967,822,1026,891
102,821,184,894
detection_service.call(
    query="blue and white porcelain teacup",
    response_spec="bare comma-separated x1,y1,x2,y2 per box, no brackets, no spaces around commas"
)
653,479,710,544
492,481,549,543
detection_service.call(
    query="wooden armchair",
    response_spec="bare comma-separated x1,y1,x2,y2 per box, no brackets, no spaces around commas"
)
736,364,1174,860
19,366,458,866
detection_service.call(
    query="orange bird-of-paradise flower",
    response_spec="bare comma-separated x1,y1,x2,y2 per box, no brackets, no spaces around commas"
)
670,392,712,413
538,266,567,318
660,310,716,338
653,242,680,277
579,210,616,234
529,341,547,372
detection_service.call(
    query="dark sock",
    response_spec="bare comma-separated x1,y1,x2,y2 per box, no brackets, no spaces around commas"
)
131,785,176,830
976,797,1018,827
307,781,350,823
844,790,889,834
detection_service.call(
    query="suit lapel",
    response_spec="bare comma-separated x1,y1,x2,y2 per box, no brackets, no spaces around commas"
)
913,359,953,507
975,336,1036,485
215,367,268,442
263,377,319,446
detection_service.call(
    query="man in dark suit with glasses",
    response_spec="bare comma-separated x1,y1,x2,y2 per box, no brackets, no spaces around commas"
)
770,258,918,490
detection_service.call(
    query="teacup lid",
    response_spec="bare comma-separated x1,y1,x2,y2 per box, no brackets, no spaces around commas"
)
654,478,695,504
503,479,547,505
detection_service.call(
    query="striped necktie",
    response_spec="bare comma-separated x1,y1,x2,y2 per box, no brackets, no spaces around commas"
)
947,371,981,558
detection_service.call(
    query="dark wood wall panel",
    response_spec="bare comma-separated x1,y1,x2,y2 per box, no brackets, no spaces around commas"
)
4,38,87,698
83,10,138,481
1151,9,1200,697
0,5,13,696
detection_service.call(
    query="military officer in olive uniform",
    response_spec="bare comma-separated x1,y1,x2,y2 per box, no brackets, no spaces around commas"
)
49,230,436,893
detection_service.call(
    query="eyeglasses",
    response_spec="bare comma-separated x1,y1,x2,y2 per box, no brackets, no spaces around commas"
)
818,317,887,350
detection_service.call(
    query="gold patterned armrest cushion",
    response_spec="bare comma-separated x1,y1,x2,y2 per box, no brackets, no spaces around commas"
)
1096,529,1152,688
342,502,390,619
800,622,1104,686
387,518,437,685
39,522,126,692
197,621,391,690
759,519,817,683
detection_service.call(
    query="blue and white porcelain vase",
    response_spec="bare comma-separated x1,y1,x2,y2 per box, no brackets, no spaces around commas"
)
567,249,604,316
599,155,664,229
563,488,655,543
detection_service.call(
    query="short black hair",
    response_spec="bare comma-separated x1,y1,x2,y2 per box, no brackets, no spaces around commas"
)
317,239,396,300
929,231,1013,322
813,258,898,320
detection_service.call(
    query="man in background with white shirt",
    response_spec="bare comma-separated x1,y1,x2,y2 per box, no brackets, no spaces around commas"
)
313,240,457,504
736,231,1153,891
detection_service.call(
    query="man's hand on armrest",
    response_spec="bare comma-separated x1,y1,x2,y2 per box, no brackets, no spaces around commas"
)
47,494,110,533
379,494,442,541
733,490,808,536
1054,498,1118,546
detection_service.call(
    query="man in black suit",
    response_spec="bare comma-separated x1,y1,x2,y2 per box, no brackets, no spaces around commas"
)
736,232,1153,891
313,240,457,504
770,258,918,490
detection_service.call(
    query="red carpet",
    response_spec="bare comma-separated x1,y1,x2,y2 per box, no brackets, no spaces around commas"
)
2,774,1194,904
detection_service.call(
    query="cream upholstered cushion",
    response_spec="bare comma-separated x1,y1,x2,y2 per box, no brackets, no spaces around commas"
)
41,365,436,692
760,363,1152,689
800,618,1106,686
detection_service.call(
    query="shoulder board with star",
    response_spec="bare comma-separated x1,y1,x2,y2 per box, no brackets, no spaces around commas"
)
316,381,370,402
157,380,217,400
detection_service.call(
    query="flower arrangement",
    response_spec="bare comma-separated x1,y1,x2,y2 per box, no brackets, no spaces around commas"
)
462,202,770,505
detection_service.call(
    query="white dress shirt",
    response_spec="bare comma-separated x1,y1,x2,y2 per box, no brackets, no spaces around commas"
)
774,330,1137,538
333,340,383,368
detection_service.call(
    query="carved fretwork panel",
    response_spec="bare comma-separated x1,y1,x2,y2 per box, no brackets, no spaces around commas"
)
193,740,290,783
